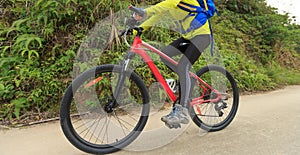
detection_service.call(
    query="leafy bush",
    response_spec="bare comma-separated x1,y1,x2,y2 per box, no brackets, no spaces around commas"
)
0,0,299,125
0,0,130,123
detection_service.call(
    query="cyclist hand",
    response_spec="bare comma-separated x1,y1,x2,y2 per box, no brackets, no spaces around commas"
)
127,29,138,36
132,8,146,21
119,29,137,36
133,13,143,21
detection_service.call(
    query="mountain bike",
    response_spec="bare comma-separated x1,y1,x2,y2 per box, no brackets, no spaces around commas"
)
60,6,239,154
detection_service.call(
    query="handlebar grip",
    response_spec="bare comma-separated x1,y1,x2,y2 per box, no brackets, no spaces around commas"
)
128,5,145,17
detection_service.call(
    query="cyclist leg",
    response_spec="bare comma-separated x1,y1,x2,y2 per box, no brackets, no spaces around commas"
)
161,40,201,128
161,35,210,128
166,34,210,107
177,45,201,107
160,37,189,72
179,34,211,106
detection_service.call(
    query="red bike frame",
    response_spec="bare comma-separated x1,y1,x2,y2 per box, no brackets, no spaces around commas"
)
130,36,222,114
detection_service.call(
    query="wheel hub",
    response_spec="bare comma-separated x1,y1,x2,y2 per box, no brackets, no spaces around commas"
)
214,101,228,117
104,99,119,113
104,102,114,113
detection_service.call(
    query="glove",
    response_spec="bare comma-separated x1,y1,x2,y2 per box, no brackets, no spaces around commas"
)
133,8,146,21
119,29,138,36
127,29,138,36
132,29,138,35
137,8,146,17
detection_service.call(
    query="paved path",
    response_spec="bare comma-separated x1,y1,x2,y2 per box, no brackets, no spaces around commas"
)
1,86,300,155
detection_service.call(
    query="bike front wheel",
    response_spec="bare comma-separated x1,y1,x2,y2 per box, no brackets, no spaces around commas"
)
189,65,239,132
60,64,150,154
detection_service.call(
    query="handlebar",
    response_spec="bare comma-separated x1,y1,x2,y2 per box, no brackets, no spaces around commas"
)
124,6,145,29
128,6,146,17
118,5,145,47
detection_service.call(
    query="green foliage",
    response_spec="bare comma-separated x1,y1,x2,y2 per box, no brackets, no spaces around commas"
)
212,0,300,91
0,0,130,123
0,0,300,125
11,98,29,119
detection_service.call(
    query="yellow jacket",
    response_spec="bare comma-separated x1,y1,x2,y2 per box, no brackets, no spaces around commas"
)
140,0,210,39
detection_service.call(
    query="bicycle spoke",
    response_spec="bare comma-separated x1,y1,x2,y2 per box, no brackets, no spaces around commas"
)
95,116,108,144
190,66,239,131
84,116,102,139
75,116,97,131
103,116,111,144
113,111,128,136
127,113,139,123
60,65,149,153
80,115,102,136
89,114,103,142
115,114,136,128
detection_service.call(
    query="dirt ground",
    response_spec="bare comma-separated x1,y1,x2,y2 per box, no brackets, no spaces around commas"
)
1,85,300,155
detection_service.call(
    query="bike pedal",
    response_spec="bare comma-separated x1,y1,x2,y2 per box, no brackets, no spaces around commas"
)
165,123,181,129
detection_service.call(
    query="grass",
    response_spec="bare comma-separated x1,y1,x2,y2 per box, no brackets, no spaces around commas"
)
267,67,300,86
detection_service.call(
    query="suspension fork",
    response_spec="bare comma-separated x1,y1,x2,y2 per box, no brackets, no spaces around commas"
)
110,52,135,107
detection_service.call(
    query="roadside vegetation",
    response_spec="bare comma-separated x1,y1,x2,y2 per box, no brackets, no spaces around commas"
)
1,0,299,126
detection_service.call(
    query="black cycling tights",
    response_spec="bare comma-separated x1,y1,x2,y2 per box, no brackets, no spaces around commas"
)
161,34,210,107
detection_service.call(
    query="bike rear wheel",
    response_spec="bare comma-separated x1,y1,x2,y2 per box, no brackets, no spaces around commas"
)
60,64,149,154
189,65,239,131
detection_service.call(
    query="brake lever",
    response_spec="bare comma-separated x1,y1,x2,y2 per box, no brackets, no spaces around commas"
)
119,16,134,37
119,29,126,37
